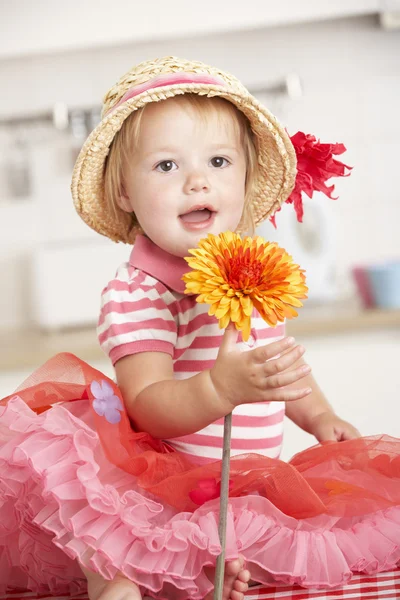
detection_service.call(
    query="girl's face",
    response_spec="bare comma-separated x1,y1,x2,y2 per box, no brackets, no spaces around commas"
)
118,97,247,257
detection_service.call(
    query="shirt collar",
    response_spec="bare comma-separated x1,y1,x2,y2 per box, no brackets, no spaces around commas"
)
129,235,190,294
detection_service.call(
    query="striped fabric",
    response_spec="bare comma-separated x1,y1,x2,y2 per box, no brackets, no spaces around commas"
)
97,235,286,464
246,569,400,599
3,569,400,599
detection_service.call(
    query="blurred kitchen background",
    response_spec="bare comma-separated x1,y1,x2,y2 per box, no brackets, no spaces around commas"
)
0,0,399,458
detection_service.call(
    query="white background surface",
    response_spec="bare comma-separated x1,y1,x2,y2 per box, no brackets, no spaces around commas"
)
0,0,383,58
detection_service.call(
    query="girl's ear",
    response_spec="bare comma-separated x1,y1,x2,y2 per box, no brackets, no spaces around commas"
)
117,184,131,213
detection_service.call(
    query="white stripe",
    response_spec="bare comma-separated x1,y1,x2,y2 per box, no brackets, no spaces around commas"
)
234,402,285,417
174,347,220,361
174,337,285,363
169,440,223,459
169,440,282,459
174,371,199,379
98,302,175,333
101,286,149,304
114,261,130,278
174,323,222,348
195,422,284,439
175,326,283,352
100,281,174,308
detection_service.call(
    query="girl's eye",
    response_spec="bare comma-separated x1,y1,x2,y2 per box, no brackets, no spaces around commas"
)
155,160,177,172
210,156,229,168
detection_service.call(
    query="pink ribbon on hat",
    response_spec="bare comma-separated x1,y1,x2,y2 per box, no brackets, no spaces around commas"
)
105,72,227,116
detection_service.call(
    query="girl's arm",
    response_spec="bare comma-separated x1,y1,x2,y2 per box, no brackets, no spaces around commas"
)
115,331,311,439
284,358,332,431
115,351,225,438
285,357,361,441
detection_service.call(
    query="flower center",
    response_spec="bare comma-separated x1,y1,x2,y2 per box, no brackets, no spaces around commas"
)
225,256,263,292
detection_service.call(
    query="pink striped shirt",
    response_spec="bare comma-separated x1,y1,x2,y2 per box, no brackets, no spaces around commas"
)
98,235,286,464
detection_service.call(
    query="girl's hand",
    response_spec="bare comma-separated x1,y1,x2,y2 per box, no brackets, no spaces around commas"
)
308,411,361,442
210,325,312,411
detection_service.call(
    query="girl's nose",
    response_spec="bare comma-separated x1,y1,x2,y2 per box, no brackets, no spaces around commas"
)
183,170,210,194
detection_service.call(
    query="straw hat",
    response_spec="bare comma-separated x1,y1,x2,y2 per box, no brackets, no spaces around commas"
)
72,56,297,244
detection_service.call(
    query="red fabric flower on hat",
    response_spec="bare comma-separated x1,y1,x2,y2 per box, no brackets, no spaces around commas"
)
271,132,352,226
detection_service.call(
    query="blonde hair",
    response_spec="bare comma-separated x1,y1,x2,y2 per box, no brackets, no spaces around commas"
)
104,94,259,235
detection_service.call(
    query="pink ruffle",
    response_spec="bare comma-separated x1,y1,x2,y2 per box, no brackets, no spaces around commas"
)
1,397,399,599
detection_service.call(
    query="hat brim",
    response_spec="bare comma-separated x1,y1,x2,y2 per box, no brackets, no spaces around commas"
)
71,83,297,244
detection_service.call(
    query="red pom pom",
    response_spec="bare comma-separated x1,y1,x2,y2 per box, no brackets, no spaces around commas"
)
271,132,352,226
188,477,234,506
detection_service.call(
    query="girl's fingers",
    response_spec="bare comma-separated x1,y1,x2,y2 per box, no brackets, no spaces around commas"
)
219,323,239,354
262,386,313,402
265,363,311,389
262,344,306,376
251,337,296,363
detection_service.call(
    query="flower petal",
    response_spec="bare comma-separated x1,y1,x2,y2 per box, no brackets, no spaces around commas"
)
90,380,103,399
104,406,122,424
100,380,116,399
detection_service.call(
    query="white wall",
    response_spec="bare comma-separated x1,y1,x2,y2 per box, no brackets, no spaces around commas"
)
0,15,400,329
281,329,400,459
0,0,381,59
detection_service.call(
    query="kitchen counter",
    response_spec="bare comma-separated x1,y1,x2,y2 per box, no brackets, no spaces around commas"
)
1,304,400,371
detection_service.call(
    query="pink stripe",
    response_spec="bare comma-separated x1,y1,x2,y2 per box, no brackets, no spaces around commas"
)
174,337,222,359
152,278,174,296
180,433,283,451
181,334,222,349
174,326,283,351
257,323,285,339
173,330,284,360
106,272,148,293
106,280,166,295
106,72,226,116
211,410,284,427
106,271,174,296
99,296,178,324
174,359,216,372
177,295,198,313
110,340,174,364
105,282,157,295
233,410,285,427
98,317,176,345
178,312,216,337
178,314,284,339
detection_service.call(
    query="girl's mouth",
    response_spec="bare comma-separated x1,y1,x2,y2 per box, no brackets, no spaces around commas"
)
179,207,216,230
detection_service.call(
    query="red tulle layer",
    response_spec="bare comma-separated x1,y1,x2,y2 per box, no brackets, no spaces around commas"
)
2,353,400,518
1,353,400,598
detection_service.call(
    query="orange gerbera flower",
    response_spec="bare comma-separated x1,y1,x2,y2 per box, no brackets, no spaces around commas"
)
183,231,308,341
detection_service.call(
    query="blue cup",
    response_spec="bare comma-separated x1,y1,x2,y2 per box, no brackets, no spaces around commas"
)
367,262,400,309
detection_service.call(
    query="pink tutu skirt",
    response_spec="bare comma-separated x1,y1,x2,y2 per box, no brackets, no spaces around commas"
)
1,353,399,599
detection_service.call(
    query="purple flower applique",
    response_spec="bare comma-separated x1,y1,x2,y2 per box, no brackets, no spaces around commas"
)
90,380,123,424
